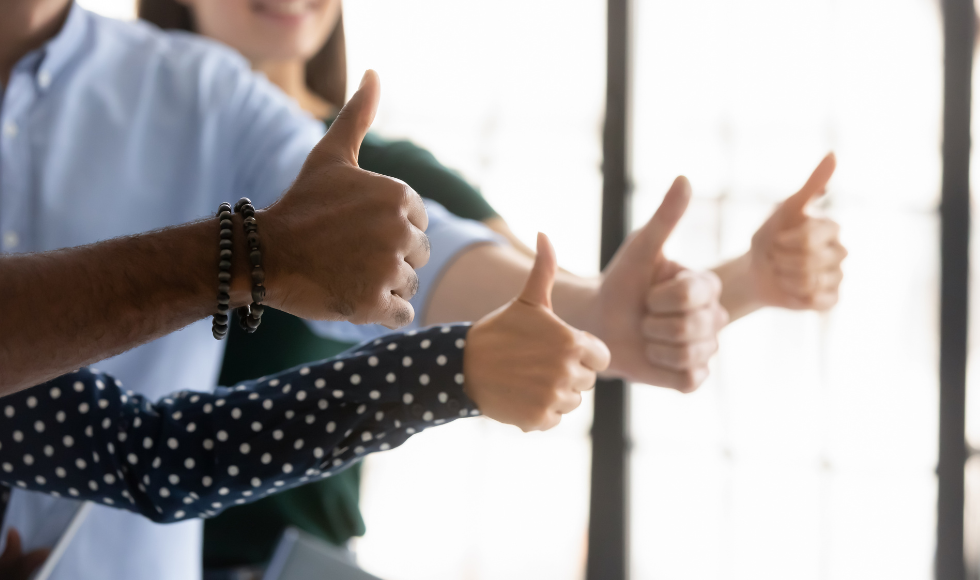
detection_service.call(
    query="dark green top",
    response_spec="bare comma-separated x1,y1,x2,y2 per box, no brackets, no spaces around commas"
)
202,129,496,568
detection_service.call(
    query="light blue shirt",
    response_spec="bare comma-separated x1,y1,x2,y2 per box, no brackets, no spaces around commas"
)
0,5,499,579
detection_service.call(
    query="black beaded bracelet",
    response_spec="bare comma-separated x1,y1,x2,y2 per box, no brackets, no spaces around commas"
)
233,197,265,333
211,202,233,340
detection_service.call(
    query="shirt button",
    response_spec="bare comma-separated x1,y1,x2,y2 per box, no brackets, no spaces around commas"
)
37,70,52,89
3,231,19,250
2,122,17,139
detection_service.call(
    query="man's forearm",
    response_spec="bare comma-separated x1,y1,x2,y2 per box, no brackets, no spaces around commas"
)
0,216,253,395
423,243,598,331
712,252,763,322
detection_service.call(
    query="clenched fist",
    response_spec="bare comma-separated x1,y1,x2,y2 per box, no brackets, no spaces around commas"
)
464,233,611,431
586,176,728,393
258,70,431,328
716,153,848,320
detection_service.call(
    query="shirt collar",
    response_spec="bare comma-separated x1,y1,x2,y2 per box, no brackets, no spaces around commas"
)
36,2,88,90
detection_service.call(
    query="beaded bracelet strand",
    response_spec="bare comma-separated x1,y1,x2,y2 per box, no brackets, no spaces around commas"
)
233,197,265,333
211,202,233,340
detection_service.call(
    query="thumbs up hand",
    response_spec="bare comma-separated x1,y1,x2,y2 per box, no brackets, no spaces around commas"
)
585,176,728,392
726,153,847,317
463,233,611,432
257,70,431,328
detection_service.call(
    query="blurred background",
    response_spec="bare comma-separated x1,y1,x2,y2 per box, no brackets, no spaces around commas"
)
77,0,975,578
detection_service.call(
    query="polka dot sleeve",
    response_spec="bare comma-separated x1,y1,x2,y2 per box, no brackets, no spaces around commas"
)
0,324,477,523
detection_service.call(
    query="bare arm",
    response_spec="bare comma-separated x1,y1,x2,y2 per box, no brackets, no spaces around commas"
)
0,72,430,396
0,217,247,395
423,243,598,330
712,253,763,322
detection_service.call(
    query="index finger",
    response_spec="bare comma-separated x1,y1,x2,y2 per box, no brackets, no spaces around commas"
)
405,185,428,232
645,271,719,314
774,218,841,251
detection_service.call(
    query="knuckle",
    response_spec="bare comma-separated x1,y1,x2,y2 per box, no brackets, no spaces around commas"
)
704,271,723,297
677,370,699,392
378,178,410,209
418,230,431,255
407,272,420,299
530,410,551,431
663,317,683,339
676,279,696,308
798,237,812,254
557,329,580,355
331,298,355,319
679,345,699,367
390,305,414,327
681,316,700,340
708,338,720,356
541,387,561,409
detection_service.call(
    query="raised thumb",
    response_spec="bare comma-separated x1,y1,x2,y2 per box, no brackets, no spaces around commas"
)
314,70,380,165
518,232,558,310
634,175,692,259
778,152,836,226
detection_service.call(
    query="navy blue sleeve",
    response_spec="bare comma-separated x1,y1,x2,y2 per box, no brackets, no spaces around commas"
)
0,324,477,523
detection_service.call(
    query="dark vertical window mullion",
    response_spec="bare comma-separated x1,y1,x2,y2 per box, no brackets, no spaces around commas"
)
938,1,974,579
587,0,631,578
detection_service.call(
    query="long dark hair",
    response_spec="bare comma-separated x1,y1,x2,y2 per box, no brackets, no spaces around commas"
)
137,0,348,109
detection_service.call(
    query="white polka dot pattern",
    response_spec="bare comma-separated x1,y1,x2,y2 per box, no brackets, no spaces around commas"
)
0,324,478,522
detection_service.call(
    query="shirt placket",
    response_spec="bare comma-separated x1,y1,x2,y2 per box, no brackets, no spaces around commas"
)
0,56,42,256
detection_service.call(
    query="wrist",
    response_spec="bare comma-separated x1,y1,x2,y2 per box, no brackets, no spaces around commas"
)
551,273,601,332
712,252,763,322
226,213,255,309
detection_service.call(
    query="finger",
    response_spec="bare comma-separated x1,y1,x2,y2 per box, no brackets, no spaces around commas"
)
518,232,558,310
809,290,840,311
537,412,563,432
390,260,420,301
654,366,709,393
773,218,841,251
783,289,840,311
403,223,431,270
377,292,415,329
640,307,718,343
569,365,599,393
771,243,847,274
776,267,844,298
19,548,50,578
0,529,23,567
402,183,429,232
576,331,611,373
313,70,380,165
778,152,837,226
630,176,692,262
645,270,720,314
644,339,718,372
554,389,584,415
715,304,731,329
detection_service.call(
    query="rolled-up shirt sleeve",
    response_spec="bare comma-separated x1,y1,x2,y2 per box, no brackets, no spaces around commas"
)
0,324,478,523
304,200,504,343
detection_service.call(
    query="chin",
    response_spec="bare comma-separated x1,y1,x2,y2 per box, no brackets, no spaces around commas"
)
249,39,319,62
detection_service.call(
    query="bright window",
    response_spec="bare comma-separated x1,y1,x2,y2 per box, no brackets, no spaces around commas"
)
344,1,607,578
631,1,941,578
